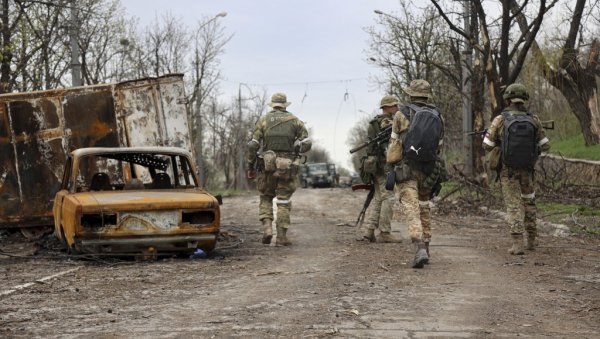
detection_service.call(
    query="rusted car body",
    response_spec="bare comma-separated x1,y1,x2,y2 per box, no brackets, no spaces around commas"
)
0,74,192,231
53,147,219,255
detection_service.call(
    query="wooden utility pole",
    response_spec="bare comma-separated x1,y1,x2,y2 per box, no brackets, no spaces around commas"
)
237,84,248,190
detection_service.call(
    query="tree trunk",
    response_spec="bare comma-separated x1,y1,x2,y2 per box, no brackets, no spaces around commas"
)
510,0,600,146
559,74,600,145
540,39,600,146
0,0,11,94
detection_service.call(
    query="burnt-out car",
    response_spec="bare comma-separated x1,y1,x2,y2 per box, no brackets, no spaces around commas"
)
52,147,220,256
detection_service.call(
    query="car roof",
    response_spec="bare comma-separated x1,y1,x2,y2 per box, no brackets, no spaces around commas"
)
71,147,192,158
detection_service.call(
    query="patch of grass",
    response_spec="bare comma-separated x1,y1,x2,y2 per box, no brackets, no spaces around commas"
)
439,180,459,197
538,201,600,236
538,202,600,217
547,134,600,161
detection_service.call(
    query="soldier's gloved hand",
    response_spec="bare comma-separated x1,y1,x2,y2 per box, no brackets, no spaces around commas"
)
293,140,302,153
246,169,257,180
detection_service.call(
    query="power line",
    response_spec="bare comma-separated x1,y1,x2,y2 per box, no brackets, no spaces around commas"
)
222,77,368,87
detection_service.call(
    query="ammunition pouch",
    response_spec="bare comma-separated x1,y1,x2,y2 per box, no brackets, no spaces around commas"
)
438,158,449,183
274,156,294,179
359,156,373,184
362,155,379,175
394,162,413,183
423,157,448,190
263,150,277,172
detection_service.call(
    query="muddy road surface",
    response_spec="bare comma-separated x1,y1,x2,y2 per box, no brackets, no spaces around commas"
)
1,188,599,338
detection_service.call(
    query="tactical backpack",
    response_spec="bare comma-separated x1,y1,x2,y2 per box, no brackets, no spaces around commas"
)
501,111,538,169
403,103,442,164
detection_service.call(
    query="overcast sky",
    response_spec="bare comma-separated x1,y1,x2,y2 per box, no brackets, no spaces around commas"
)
120,0,402,170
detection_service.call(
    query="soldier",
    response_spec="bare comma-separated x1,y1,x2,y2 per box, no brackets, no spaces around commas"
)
386,79,444,268
483,83,550,254
358,95,402,243
246,92,311,246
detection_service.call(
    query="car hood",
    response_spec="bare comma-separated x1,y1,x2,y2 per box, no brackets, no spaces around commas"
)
71,190,218,213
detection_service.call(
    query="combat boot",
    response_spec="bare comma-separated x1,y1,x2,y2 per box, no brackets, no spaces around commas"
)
362,228,376,242
377,232,402,243
276,226,292,246
411,240,429,268
261,218,273,244
525,233,537,251
424,241,430,264
508,233,525,255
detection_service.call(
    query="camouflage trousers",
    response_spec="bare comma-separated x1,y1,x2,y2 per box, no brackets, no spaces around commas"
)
499,167,536,235
365,174,394,232
257,171,297,229
395,169,432,242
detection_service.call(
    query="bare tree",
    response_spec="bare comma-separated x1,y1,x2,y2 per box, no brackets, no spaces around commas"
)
347,116,370,173
430,0,559,117
140,13,190,77
512,0,600,145
0,0,72,92
77,0,133,84
306,145,331,163
366,2,465,164
188,16,232,186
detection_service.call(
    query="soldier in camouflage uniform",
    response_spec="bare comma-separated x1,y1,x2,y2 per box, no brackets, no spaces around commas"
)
246,92,311,246
358,95,402,243
386,79,444,268
483,83,550,254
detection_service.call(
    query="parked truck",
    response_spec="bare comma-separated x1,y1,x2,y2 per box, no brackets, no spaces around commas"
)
0,74,195,238
299,162,339,188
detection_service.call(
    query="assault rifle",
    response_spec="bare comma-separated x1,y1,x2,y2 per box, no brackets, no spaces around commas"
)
349,125,392,154
351,183,375,227
466,120,555,136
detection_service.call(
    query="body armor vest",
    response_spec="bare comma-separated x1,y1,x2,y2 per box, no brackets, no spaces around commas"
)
264,111,297,152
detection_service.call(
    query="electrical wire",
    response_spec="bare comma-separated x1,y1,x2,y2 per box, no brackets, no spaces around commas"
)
223,77,368,87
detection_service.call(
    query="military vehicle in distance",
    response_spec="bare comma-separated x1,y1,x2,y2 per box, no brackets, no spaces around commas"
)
299,163,338,188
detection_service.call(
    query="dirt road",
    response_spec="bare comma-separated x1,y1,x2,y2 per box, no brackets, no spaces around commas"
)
1,188,599,338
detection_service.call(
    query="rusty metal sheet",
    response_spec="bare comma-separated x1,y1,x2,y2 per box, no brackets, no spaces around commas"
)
114,74,192,151
0,74,194,229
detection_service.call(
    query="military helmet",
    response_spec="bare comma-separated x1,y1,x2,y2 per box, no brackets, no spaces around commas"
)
503,83,529,103
379,95,399,108
403,79,431,99
268,92,291,108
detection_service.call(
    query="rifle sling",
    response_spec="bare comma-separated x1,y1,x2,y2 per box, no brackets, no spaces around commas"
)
266,115,298,132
